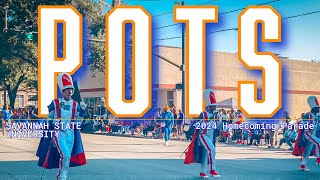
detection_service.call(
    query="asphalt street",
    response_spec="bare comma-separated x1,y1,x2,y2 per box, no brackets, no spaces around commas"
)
0,133,319,180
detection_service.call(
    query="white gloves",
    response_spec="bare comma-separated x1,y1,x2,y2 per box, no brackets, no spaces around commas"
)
80,102,87,110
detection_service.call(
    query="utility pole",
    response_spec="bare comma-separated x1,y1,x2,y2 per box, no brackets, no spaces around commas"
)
181,1,185,114
174,1,185,114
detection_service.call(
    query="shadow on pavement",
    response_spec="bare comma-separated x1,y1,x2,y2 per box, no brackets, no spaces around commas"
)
0,158,319,180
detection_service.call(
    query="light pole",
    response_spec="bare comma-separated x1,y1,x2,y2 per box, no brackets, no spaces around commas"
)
2,6,9,32
175,1,185,114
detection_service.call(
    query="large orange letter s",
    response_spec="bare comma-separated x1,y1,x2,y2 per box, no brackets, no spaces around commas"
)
238,6,282,118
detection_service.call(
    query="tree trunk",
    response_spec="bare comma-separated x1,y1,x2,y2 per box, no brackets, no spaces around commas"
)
3,83,7,107
5,75,26,110
7,89,17,110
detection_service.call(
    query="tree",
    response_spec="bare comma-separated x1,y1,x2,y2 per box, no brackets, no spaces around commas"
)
86,0,132,77
0,0,106,108
0,0,106,68
0,57,37,109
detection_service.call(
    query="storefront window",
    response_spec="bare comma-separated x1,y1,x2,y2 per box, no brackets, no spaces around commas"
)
167,91,174,106
15,95,24,108
84,97,106,116
1,94,9,106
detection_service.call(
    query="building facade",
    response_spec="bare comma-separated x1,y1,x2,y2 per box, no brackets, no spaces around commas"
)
0,90,36,108
78,46,320,118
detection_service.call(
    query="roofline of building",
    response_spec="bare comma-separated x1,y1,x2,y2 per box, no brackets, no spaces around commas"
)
154,45,318,63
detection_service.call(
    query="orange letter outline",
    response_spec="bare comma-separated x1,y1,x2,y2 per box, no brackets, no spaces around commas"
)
238,6,282,118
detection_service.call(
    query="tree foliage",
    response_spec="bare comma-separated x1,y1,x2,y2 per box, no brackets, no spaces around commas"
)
0,0,107,108
0,58,37,109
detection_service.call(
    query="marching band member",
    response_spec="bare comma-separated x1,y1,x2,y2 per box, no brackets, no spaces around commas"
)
292,96,320,171
37,73,87,180
162,105,174,145
198,89,222,178
184,89,222,178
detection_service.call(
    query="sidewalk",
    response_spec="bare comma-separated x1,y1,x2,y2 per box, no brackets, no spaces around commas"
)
88,131,290,152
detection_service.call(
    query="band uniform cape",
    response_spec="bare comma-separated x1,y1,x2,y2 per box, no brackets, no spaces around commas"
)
184,111,218,164
292,112,316,157
36,99,87,169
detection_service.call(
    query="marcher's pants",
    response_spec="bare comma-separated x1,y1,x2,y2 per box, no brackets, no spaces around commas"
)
199,134,216,173
301,131,320,166
164,127,171,142
53,130,74,180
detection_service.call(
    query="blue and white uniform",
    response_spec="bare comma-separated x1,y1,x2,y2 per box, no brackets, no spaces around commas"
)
300,112,320,166
42,73,86,180
184,89,221,178
293,96,320,171
48,99,84,180
198,111,220,174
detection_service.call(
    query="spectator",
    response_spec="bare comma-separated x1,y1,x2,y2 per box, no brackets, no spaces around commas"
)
93,116,102,133
30,107,38,120
27,107,38,122
143,120,152,136
85,107,94,119
221,125,230,143
11,110,19,123
19,110,28,123
228,111,234,125
242,128,249,145
282,111,292,133
80,107,94,133
171,105,177,137
176,109,184,139
184,119,195,141
249,126,263,146
152,120,162,139
265,117,281,148
102,113,109,128
220,109,228,124
235,110,244,143
162,105,174,145
153,108,161,120
1,104,12,138
130,120,140,135
171,105,177,119
122,120,131,134
277,129,297,150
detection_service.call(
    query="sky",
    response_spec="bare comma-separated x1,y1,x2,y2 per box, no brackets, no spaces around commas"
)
101,0,320,61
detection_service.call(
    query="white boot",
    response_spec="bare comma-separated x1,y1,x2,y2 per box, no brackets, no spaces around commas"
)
200,173,209,179
165,141,169,145
300,165,310,171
